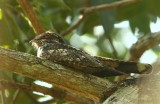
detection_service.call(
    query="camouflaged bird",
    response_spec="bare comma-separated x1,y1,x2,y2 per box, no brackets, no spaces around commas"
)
30,31,152,77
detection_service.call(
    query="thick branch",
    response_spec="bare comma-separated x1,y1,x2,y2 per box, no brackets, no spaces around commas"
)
128,31,160,61
103,65,160,104
0,47,116,103
17,0,45,34
61,0,140,36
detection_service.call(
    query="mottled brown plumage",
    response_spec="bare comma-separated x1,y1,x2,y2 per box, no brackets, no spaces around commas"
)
30,31,152,77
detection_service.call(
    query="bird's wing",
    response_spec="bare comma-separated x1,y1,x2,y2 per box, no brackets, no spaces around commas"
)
40,42,103,74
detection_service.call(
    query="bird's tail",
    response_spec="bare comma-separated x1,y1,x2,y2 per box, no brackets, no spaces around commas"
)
94,56,152,75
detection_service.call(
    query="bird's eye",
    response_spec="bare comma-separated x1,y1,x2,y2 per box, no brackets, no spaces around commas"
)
37,34,50,40
44,34,52,39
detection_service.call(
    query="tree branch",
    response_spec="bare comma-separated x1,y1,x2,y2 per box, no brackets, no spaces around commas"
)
103,64,160,104
128,31,160,61
17,0,45,34
0,80,94,103
60,14,87,36
61,0,141,36
0,47,117,103
11,89,20,104
0,80,64,99
80,0,140,15
0,90,7,104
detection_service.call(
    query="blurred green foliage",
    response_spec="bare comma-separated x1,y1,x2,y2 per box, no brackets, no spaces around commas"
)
0,0,160,103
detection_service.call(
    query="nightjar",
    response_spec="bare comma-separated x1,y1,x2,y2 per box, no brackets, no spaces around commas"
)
30,31,152,77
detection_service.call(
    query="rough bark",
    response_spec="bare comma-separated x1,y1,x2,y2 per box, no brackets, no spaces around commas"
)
0,47,117,103
103,62,160,104
103,73,160,104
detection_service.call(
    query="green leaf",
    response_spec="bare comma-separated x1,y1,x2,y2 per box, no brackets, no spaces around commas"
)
0,8,2,19
32,0,71,33
91,0,118,58
117,0,160,34
79,14,100,34
146,0,160,16
129,13,150,34
117,1,146,21
91,0,117,34
0,10,14,47
13,91,40,104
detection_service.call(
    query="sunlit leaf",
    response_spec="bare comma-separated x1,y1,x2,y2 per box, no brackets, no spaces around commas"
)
2,45,10,49
0,8,2,19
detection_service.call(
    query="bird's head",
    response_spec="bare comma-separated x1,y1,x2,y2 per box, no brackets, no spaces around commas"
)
30,31,64,49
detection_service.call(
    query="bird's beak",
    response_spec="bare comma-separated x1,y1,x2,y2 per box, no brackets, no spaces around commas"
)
29,39,34,43
29,39,39,49
29,39,38,44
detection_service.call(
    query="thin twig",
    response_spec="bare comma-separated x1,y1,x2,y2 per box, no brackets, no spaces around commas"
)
17,0,45,34
0,80,64,98
23,91,40,104
80,0,141,14
0,90,6,104
11,78,25,104
61,0,141,36
10,89,20,104
128,31,160,61
60,14,87,36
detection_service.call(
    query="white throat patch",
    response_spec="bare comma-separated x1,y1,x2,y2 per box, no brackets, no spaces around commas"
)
37,47,42,57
